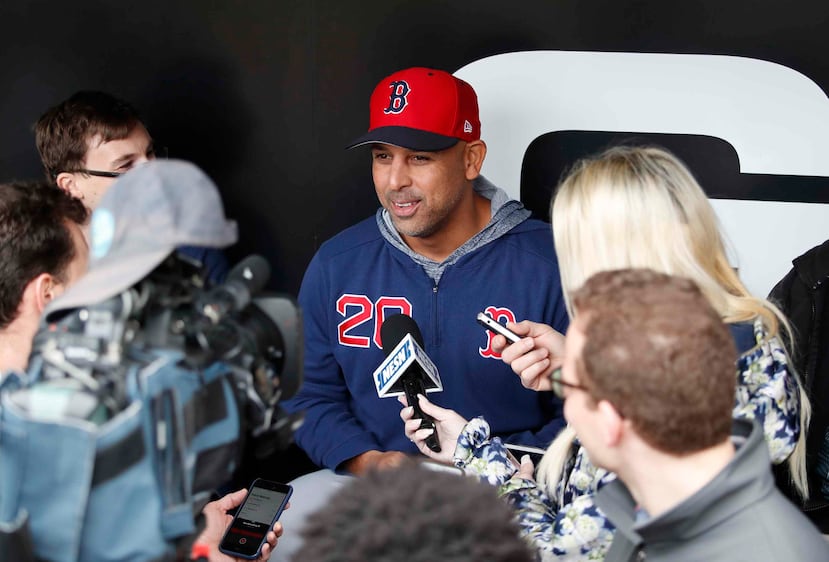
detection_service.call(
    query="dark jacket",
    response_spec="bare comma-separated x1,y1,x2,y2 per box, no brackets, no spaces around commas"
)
598,420,829,561
284,205,569,470
769,238,829,531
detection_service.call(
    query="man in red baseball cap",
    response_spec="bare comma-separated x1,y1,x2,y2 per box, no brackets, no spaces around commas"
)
276,68,569,560
345,67,487,261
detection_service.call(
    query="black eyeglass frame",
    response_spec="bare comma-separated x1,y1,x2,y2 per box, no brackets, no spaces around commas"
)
550,367,590,400
75,169,124,178
51,146,169,180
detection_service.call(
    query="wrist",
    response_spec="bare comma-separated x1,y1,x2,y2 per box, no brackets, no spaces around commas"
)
342,450,379,475
455,417,490,466
190,541,211,561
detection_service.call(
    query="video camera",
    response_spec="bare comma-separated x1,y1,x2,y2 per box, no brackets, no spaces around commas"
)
0,158,304,562
0,251,303,562
32,250,302,450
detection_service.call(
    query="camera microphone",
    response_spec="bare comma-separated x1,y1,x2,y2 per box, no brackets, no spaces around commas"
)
200,254,271,324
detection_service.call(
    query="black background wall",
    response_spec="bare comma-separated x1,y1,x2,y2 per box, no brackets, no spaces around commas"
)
1,0,827,295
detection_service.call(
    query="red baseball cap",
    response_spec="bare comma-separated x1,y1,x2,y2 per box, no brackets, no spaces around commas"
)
347,67,481,151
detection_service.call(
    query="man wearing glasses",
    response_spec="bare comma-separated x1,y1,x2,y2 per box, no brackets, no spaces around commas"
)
406,269,829,561
34,91,228,283
35,90,156,210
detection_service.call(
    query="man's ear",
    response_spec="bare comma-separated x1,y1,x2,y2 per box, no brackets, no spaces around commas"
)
597,400,625,448
30,273,60,314
464,140,487,180
55,172,82,200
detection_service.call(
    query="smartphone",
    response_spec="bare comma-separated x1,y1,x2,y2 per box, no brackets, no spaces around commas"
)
476,312,521,344
218,479,293,560
420,460,466,476
504,443,547,467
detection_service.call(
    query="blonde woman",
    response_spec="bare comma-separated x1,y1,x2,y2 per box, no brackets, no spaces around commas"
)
401,145,808,559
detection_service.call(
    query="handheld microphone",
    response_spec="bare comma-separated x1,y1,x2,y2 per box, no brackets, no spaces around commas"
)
200,255,270,324
375,314,442,453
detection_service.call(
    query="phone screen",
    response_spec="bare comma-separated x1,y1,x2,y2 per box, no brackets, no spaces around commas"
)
219,480,292,559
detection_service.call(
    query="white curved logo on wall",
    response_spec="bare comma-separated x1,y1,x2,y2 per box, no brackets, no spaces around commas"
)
456,51,829,295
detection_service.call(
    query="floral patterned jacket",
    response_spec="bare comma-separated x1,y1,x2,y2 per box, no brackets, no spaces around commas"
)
453,321,801,560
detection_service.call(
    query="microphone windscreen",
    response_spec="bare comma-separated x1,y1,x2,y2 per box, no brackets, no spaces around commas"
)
380,313,424,355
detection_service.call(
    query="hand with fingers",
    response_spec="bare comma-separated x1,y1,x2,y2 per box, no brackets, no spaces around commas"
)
491,320,566,392
197,488,285,562
515,454,536,481
399,393,468,464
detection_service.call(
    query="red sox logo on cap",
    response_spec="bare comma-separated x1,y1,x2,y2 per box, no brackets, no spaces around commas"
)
383,80,410,115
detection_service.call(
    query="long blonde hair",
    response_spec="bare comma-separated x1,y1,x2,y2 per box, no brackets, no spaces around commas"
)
537,145,810,498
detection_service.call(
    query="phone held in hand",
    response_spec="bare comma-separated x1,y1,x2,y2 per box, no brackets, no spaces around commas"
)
218,478,293,560
476,312,521,344
420,460,466,476
504,443,547,467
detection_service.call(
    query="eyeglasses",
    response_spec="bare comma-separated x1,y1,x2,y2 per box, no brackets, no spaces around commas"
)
550,367,589,400
54,146,169,179
49,168,122,180
76,168,124,178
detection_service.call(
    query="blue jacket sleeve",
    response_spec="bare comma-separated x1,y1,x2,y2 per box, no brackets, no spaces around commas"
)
282,254,383,470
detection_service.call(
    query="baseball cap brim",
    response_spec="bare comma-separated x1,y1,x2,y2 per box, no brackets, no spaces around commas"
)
346,126,459,151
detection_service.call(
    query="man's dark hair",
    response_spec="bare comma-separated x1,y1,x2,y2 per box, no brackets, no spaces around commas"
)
572,268,737,454
0,182,88,329
34,91,143,179
294,461,534,562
